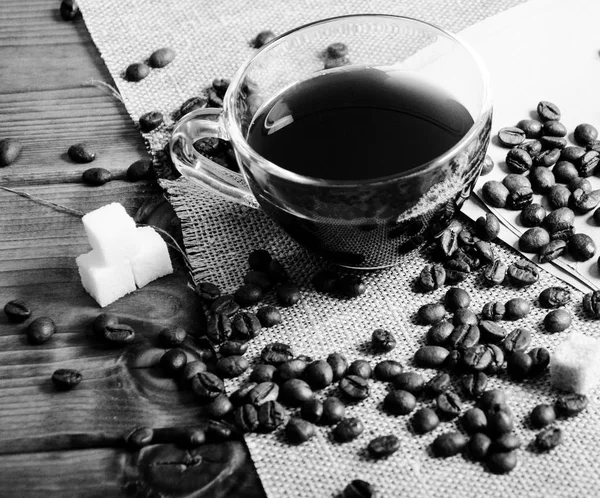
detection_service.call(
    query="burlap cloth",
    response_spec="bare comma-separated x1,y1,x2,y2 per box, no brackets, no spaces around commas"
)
76,1,600,496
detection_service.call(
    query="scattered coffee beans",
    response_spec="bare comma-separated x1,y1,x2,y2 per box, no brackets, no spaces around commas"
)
4,299,31,322
530,404,556,428
339,375,370,401
544,308,571,332
417,303,446,324
0,138,23,166
432,431,467,457
68,143,96,163
125,62,150,82
27,316,56,345
334,417,364,442
285,417,315,444
347,359,372,379
567,233,596,261
555,393,588,417
82,167,112,186
371,329,397,353
367,434,401,459
51,368,82,390
534,426,562,452
148,47,176,68
412,407,439,434
414,345,450,368
383,389,416,415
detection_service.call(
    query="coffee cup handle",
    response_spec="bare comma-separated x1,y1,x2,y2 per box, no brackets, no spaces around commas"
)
169,108,260,209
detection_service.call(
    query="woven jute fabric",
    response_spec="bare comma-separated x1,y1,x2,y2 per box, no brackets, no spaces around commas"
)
76,1,600,497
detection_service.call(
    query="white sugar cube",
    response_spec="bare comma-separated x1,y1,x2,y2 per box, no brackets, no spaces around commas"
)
82,202,138,264
76,250,137,307
550,331,600,394
128,226,173,288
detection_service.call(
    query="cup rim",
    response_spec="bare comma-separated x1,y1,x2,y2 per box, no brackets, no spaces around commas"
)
224,13,493,188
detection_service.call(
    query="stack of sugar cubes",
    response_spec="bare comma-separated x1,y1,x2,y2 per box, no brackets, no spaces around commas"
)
76,202,173,307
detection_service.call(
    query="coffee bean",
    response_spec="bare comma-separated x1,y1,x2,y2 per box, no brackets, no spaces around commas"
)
481,155,494,175
417,303,446,325
518,139,543,157
571,188,600,213
508,186,534,210
59,0,79,20
505,148,532,173
256,400,286,433
261,342,294,365
347,359,372,379
280,379,313,406
210,295,239,316
444,287,470,312
461,372,489,399
426,321,454,345
447,324,480,350
519,227,550,253
160,348,188,375
247,249,271,272
582,290,600,318
339,374,370,401
251,29,276,48
300,398,323,423
414,346,450,368
234,283,263,307
341,479,375,498
418,264,446,291
303,360,333,389
577,150,600,177
538,239,567,263
326,353,348,381
0,138,23,166
530,404,556,428
250,364,276,383
545,207,575,232
370,328,396,353
392,372,425,395
216,355,249,378
180,361,208,384
247,381,279,407
498,127,526,147
424,372,451,397
535,148,561,167
383,389,416,415
275,282,301,307
504,297,530,321
544,308,571,332
334,417,364,443
462,407,488,433
125,426,154,449
555,393,588,417
542,120,567,137
537,100,561,121
156,326,186,348
285,417,315,444
475,213,500,241
487,408,514,437
502,327,532,354
478,321,507,343
482,181,509,208
178,96,207,118
191,372,225,402
442,348,464,371
507,261,539,286
318,396,345,425
229,382,257,406
234,404,259,433
148,47,176,68
529,347,551,376
205,312,232,344
311,269,339,293
444,258,470,284
254,306,281,328
27,317,55,345
468,432,491,461
530,168,556,195
409,408,438,435
51,368,82,390
373,360,403,381
82,167,111,186
502,172,531,190
436,391,462,419
568,233,596,261
507,351,533,380
4,299,31,322
125,62,150,82
540,136,567,150
487,450,518,474
481,302,505,322
275,358,307,383
337,274,366,297
462,345,492,372
453,309,478,326
534,426,562,452
568,177,592,193
367,434,401,459
484,344,505,375
479,389,507,412
432,431,467,457
517,118,542,138
137,109,164,133
547,184,571,209
573,123,598,146
203,394,233,419
438,226,461,259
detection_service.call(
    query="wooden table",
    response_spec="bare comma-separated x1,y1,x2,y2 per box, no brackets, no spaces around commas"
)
0,2,264,496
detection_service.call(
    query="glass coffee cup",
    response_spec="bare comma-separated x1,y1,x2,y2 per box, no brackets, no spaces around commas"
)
170,14,492,269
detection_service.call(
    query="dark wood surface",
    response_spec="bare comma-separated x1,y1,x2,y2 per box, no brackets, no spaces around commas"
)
0,2,263,496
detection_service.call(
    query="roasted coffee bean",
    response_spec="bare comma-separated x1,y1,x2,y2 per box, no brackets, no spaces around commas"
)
247,381,279,406
300,398,323,423
534,426,563,452
180,361,207,384
26,317,55,345
574,123,598,146
392,371,425,394
216,355,249,378
337,274,366,298
461,372,489,399
507,261,539,286
487,450,518,474
537,100,561,121
481,260,506,287
51,368,82,390
530,404,556,428
481,155,494,175
447,324,480,350
582,290,600,318
517,118,542,138
248,249,272,271
432,431,467,457
334,417,364,443
59,0,80,20
444,287,470,312
125,62,150,82
304,360,334,389
554,163,578,187
518,139,543,157
138,110,164,133
324,56,351,69
341,480,375,498
250,364,276,383
487,408,514,437
414,346,450,368
540,136,567,150
417,303,446,325
339,374,370,401
234,284,263,307
261,342,294,365
444,258,470,284
568,233,596,261
508,186,533,210
371,328,397,353
550,223,575,242
543,120,567,137
498,127,526,147
534,148,560,167
562,145,587,162
384,389,416,415
504,297,530,321
484,344,505,375
374,360,403,382
210,295,239,316
468,432,491,461
568,177,592,193
256,400,286,433
275,282,301,307
418,264,446,291
280,379,313,406
82,167,111,186
251,29,276,48
453,309,478,326
320,396,346,425
530,168,555,195
505,148,532,173
479,320,507,343
158,326,187,347
178,96,207,117
234,404,259,433
194,281,221,302
462,345,492,371
191,372,225,402
482,181,509,208
367,434,401,459
101,323,135,345
520,204,546,228
126,158,154,182
229,382,257,406
327,353,348,381
211,77,230,98
507,351,533,380
538,239,567,263
125,426,154,449
276,358,308,384
502,328,531,354
503,173,531,193
424,372,451,397
409,408,438,435
436,391,462,419
577,150,600,177
475,213,500,241
427,321,454,345
555,393,588,417
479,389,507,412
285,417,315,444
323,42,349,59
443,349,463,371
481,302,505,322
160,348,188,375
0,137,23,167
148,47,175,68
311,269,339,293
242,271,272,292
4,299,31,322
529,347,551,376
205,394,234,419
347,359,372,379
571,188,600,213
545,207,575,232
68,142,96,163
471,240,494,265
547,185,571,209
493,433,523,454
231,312,261,341
206,313,232,344
544,308,571,332
256,306,282,328
462,407,488,435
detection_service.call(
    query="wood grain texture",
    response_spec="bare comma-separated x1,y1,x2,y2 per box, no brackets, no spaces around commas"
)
0,2,264,497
